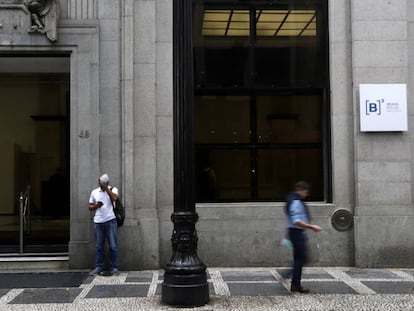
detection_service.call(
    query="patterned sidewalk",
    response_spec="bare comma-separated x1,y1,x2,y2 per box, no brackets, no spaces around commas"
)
1,267,414,310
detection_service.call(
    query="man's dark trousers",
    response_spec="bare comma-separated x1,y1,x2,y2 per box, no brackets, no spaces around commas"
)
289,228,307,287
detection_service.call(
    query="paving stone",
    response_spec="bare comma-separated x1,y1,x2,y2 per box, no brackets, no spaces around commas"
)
277,269,334,279
85,284,149,298
0,289,8,298
401,270,414,277
221,271,274,282
0,272,89,289
82,275,95,285
362,281,414,294
155,283,162,296
277,269,293,279
227,282,289,296
208,281,215,296
9,288,82,304
303,269,334,279
4,268,414,310
345,269,401,279
301,281,357,294
126,272,153,283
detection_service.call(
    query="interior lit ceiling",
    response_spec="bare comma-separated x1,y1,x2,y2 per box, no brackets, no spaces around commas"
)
202,9,317,37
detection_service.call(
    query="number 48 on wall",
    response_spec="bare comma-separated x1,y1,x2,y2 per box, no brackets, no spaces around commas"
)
79,130,90,139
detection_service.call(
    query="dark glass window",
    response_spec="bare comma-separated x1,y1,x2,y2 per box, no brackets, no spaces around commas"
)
195,96,250,144
193,0,330,202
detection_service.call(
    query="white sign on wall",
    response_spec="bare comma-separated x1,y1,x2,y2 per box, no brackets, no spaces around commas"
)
359,84,407,132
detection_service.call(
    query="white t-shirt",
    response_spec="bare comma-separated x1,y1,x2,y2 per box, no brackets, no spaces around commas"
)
89,186,118,223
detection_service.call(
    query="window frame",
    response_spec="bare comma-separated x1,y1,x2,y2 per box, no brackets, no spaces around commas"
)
192,0,331,203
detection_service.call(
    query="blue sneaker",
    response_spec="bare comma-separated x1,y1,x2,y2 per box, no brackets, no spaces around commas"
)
110,269,120,276
89,267,103,276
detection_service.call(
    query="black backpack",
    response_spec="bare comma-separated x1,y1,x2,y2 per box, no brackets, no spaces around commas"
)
112,196,125,227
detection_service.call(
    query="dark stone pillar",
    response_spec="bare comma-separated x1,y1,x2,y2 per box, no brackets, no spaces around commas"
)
161,0,209,307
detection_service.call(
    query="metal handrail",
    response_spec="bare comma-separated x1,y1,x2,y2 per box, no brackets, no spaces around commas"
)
23,185,31,235
19,185,31,255
19,192,23,255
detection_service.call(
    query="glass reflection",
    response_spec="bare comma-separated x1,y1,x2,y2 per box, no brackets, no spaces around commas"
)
257,149,323,201
195,96,250,144
196,150,251,201
256,95,322,144
192,0,329,202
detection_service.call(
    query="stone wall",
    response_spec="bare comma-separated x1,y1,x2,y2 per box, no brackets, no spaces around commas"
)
2,0,414,269
352,0,414,267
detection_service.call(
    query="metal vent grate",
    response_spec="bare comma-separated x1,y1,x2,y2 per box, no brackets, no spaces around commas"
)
331,209,353,232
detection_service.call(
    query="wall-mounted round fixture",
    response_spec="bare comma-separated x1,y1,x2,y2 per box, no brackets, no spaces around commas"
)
331,209,353,232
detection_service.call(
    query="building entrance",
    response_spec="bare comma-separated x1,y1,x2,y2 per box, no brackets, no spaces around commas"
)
0,57,70,254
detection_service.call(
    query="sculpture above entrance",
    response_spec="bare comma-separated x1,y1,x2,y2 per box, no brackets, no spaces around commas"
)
0,0,59,42
26,0,59,41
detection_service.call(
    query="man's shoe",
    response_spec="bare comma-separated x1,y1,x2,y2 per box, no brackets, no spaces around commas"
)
89,268,103,276
110,269,120,276
290,285,310,293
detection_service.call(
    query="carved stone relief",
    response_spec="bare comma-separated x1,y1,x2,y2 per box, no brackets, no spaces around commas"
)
0,0,59,42
26,0,59,41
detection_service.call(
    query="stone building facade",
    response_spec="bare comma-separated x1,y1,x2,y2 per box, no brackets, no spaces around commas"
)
0,0,413,270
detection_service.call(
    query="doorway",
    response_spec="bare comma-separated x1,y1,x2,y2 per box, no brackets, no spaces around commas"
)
0,56,70,254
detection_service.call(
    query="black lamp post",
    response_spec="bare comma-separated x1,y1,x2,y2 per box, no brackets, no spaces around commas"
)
161,0,209,307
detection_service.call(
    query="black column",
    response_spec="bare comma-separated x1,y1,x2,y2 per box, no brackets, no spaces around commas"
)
161,0,209,307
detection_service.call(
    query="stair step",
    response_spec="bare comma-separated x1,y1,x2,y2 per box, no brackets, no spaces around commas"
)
0,256,69,270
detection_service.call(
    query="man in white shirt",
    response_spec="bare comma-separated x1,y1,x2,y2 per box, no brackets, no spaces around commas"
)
88,174,119,276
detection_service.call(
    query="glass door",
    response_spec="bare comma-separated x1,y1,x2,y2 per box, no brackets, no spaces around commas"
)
0,57,70,254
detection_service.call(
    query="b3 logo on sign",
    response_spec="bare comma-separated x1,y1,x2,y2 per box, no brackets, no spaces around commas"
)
365,99,384,115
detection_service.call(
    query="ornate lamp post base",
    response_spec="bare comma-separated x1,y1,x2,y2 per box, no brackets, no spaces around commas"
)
161,212,209,306
162,271,209,306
